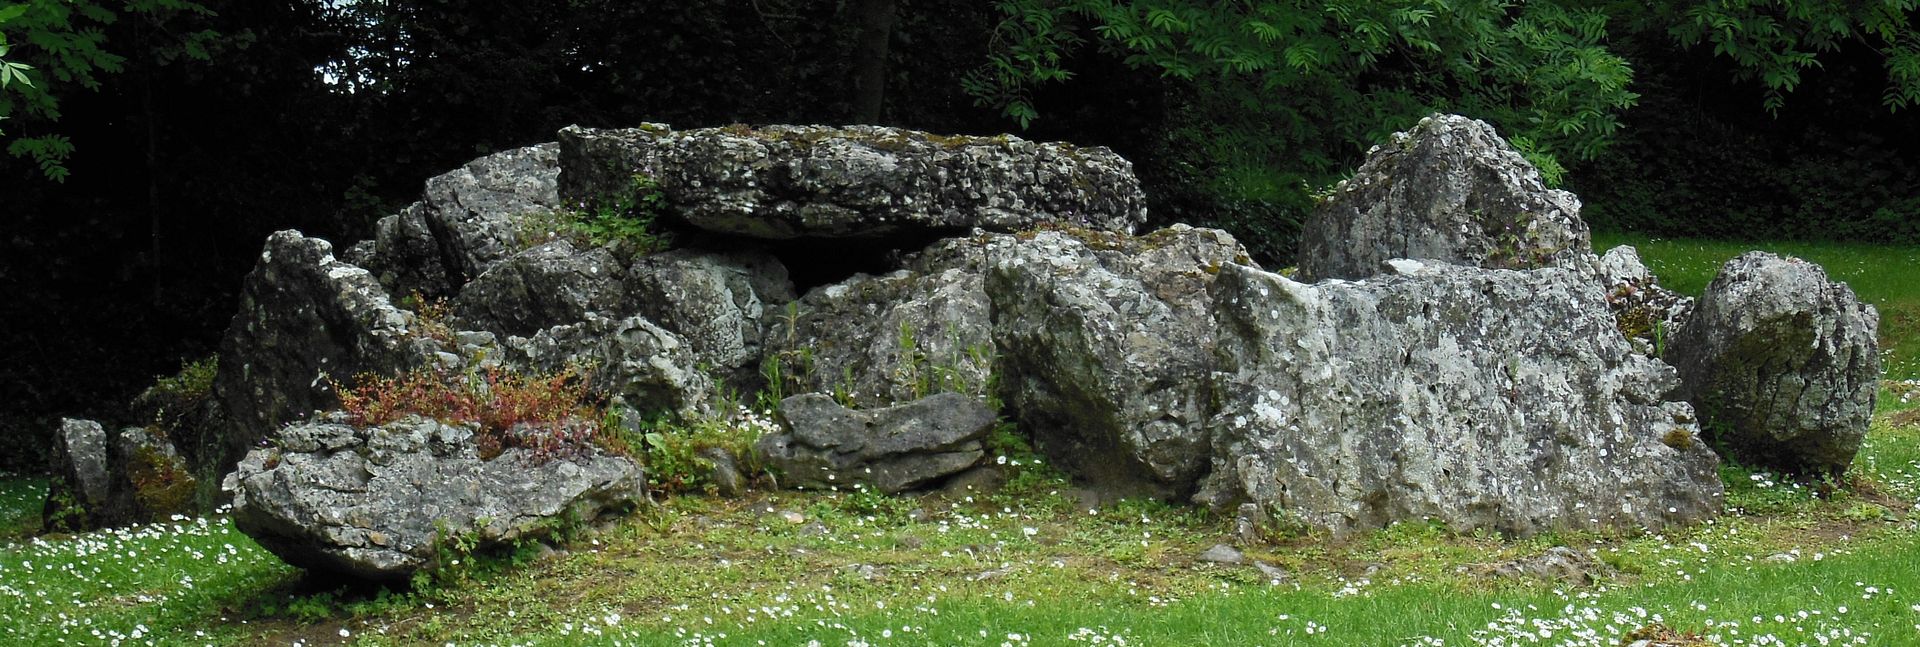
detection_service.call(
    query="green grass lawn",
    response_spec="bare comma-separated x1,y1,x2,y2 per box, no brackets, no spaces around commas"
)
1594,232,1920,381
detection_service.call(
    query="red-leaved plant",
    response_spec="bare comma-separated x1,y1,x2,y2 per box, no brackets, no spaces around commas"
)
332,364,616,464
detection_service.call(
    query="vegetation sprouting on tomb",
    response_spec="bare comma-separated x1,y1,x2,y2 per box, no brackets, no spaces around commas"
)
522,173,674,256
332,364,611,465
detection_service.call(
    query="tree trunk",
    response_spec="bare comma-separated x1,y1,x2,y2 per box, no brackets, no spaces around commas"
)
848,0,897,124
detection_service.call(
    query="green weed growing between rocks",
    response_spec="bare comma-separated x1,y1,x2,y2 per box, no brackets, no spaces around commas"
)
523,173,673,255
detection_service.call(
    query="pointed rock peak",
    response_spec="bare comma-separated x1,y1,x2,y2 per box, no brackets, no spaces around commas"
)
1297,113,1593,282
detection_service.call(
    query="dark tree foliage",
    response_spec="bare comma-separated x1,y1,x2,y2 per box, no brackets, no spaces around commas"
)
1571,31,1920,242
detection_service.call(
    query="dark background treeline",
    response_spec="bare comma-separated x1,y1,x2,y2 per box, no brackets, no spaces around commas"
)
2,0,1915,471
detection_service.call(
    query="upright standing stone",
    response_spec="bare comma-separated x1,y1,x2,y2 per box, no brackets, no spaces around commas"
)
1667,252,1880,474
1199,260,1721,537
987,225,1250,499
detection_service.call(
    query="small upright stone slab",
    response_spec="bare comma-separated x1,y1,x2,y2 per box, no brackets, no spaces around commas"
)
1667,252,1880,475
43,419,196,531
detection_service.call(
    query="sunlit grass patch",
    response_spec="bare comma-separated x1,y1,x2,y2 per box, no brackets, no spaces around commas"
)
1594,233,1920,380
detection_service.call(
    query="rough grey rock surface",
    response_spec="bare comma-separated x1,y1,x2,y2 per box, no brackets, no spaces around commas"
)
1198,260,1722,537
351,144,563,296
987,225,1250,499
42,419,125,529
1597,246,1694,357
345,203,450,297
765,236,996,407
1482,546,1609,585
558,124,1147,239
209,231,440,478
225,415,643,580
699,446,747,498
628,249,796,385
1296,114,1592,282
756,392,995,493
506,313,713,418
452,240,629,338
1667,252,1880,474
56,419,112,508
1198,544,1245,565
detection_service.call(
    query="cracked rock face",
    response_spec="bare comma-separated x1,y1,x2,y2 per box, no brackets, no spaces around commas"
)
506,313,714,419
209,231,442,478
1667,252,1880,474
986,225,1250,499
756,393,995,493
452,239,630,338
764,236,997,407
350,144,564,296
558,124,1147,239
225,415,644,581
1297,113,1593,282
628,249,796,385
1597,246,1695,357
1198,260,1722,537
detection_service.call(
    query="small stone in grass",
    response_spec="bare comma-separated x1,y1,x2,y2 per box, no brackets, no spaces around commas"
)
1198,544,1244,565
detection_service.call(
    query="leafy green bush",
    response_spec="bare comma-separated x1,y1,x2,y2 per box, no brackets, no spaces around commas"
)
621,405,777,495
523,173,672,254
134,355,216,433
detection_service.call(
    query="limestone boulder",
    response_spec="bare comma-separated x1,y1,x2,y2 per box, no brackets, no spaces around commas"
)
756,393,995,493
114,426,197,520
209,231,441,479
1297,114,1592,282
557,124,1147,239
451,240,629,338
350,144,563,296
42,419,123,531
346,203,450,298
764,236,996,407
42,419,196,531
505,313,713,419
225,415,643,580
628,249,796,386
1667,252,1880,474
1198,260,1722,537
986,225,1250,499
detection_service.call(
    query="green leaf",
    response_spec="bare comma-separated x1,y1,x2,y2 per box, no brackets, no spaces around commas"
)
0,4,28,23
